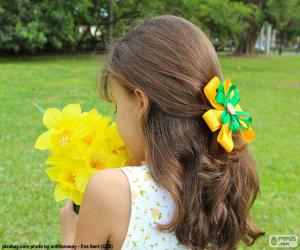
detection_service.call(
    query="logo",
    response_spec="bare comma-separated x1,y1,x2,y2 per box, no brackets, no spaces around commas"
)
269,235,298,248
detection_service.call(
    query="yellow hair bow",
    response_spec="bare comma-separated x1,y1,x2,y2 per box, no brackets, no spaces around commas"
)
202,76,255,153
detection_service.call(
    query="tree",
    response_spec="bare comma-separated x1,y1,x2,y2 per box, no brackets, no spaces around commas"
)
0,0,80,54
234,0,268,55
185,0,253,51
265,0,300,54
0,0,47,53
0,0,298,55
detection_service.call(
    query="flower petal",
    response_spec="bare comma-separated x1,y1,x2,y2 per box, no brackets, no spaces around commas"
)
62,104,81,129
45,154,58,166
35,130,52,150
43,108,62,130
45,166,60,182
74,168,91,193
70,190,83,205
54,184,69,202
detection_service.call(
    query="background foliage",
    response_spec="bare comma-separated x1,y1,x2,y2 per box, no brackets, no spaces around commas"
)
0,0,299,54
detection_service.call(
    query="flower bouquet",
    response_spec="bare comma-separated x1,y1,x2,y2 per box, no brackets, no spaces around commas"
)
34,103,131,213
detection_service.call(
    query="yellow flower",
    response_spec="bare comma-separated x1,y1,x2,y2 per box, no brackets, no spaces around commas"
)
83,120,131,172
80,109,111,146
45,164,91,205
35,104,89,158
35,103,132,205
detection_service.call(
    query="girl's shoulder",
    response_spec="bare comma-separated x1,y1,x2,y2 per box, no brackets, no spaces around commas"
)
85,167,132,249
88,165,148,205
86,167,131,210
92,165,149,190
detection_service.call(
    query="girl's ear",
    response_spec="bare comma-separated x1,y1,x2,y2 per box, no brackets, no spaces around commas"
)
133,88,149,121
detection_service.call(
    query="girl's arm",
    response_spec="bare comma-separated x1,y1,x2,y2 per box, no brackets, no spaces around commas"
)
60,168,126,247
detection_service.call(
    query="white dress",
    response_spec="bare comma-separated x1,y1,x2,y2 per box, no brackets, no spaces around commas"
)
119,165,191,250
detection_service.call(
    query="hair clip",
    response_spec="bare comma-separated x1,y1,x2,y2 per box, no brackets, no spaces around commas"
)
202,76,255,153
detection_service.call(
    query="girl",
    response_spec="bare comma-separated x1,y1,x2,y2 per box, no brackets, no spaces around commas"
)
60,14,264,250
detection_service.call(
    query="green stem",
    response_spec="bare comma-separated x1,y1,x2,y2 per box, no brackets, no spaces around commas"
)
73,202,80,214
31,100,45,114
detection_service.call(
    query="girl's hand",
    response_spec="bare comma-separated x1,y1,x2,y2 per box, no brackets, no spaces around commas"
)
60,199,78,244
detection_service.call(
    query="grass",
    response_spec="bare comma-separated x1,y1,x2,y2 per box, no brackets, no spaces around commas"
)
0,54,299,249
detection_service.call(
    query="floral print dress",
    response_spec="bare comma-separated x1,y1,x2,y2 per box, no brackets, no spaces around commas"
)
119,165,191,250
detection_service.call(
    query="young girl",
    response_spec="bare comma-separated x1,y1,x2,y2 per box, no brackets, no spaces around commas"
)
60,14,264,250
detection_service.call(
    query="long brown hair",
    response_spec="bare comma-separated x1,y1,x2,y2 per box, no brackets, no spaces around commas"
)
98,14,264,250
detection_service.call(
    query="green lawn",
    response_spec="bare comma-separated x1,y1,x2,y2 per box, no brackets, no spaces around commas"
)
0,54,299,249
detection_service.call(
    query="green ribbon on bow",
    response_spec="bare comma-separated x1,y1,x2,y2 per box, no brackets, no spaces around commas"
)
215,82,252,132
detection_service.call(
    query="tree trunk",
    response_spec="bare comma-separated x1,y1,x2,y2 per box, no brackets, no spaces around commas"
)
235,0,267,55
235,25,262,55
109,0,113,46
278,31,284,55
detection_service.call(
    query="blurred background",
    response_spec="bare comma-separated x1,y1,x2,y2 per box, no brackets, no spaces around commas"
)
0,0,299,249
0,0,299,55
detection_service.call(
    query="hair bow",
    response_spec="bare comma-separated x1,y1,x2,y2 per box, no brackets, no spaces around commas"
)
202,76,255,153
